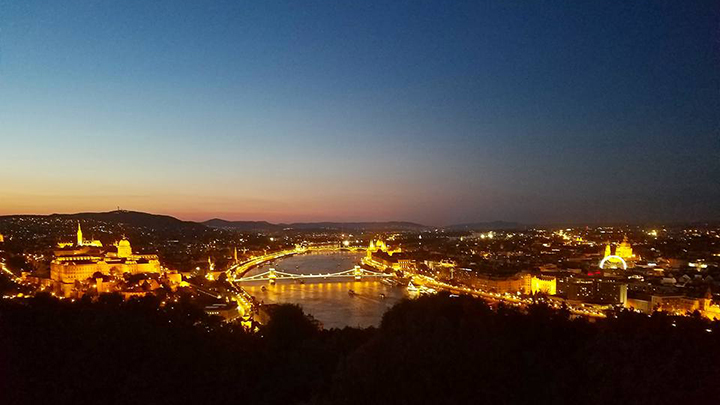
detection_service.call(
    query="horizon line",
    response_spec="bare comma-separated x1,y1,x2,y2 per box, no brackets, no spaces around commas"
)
1,209,718,228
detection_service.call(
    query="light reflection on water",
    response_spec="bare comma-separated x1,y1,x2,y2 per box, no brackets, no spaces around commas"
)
243,252,408,329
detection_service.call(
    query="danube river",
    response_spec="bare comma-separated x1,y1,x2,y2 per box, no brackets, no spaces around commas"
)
242,251,408,329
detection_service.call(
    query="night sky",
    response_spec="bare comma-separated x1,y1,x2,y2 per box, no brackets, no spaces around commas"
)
1,1,718,225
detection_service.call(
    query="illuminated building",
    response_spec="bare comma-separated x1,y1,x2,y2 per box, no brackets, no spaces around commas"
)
601,237,635,269
165,271,183,285
365,240,414,271
0,233,4,243
566,277,627,305
50,224,160,296
626,290,715,317
117,238,132,258
615,236,634,259
367,240,402,256
57,222,103,248
471,273,528,294
531,275,557,295
470,273,557,296
205,302,240,321
602,237,634,260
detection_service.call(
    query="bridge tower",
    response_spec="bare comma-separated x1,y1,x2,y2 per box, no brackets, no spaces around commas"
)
354,265,362,281
268,269,277,285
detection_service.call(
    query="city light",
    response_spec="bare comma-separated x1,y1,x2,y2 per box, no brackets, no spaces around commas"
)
0,1,716,401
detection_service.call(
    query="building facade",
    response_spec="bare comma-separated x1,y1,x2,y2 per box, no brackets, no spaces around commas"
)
51,223,161,296
365,240,415,271
566,277,628,305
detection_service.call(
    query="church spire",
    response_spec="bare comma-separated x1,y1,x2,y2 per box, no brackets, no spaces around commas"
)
77,222,83,246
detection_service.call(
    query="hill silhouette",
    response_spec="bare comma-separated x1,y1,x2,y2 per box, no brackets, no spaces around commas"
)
2,293,719,404
203,219,430,232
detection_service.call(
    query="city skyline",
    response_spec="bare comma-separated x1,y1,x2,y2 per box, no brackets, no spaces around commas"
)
3,2,720,403
1,1,718,225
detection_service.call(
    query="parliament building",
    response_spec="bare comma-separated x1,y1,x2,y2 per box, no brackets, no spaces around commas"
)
365,240,415,271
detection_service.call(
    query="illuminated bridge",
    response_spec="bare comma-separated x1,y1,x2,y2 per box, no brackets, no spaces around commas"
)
235,265,387,284
227,245,366,279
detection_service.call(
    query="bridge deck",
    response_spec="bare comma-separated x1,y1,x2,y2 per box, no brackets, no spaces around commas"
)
235,268,387,282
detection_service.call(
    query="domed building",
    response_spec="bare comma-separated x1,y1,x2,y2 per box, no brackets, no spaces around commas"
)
116,238,132,258
50,224,160,296
365,239,414,271
615,236,634,260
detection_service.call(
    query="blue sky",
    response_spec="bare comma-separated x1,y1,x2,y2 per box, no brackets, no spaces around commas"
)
0,0,718,225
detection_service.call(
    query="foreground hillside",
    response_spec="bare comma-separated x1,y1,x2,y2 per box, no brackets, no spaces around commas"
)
1,293,719,404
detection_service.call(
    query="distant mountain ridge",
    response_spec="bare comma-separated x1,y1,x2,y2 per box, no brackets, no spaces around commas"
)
444,221,525,231
0,211,429,232
202,219,430,231
203,219,281,231
0,210,207,233
1,210,525,232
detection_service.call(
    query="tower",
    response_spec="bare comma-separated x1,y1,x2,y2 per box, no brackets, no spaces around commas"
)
234,247,238,264
604,244,611,258
77,222,83,246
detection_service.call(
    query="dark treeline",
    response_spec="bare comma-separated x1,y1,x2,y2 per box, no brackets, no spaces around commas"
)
2,293,719,405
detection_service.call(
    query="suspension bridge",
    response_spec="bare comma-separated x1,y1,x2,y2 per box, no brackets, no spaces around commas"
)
234,265,388,284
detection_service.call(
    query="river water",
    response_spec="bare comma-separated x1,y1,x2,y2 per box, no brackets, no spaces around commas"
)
242,251,408,329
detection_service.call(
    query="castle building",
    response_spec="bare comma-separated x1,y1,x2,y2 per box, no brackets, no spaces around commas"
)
51,223,160,296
